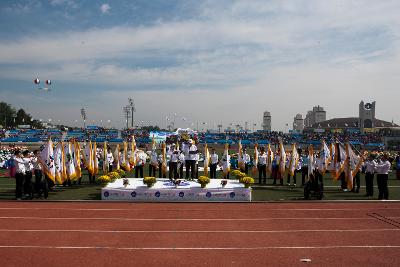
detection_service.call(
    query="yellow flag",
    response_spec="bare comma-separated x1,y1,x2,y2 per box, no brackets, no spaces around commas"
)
203,143,210,176
161,142,167,175
103,141,108,174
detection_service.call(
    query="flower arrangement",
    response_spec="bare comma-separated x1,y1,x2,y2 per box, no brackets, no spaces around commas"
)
108,171,121,182
231,170,242,177
143,176,156,187
198,176,210,188
221,180,227,187
115,169,126,178
241,176,255,188
96,175,111,185
123,178,130,187
231,170,246,182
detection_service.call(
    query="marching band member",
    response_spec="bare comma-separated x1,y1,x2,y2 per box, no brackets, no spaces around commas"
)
169,145,179,180
210,148,219,178
106,147,114,172
376,154,391,200
258,147,267,184
13,150,26,200
240,148,251,174
221,151,231,179
184,139,198,180
32,150,44,198
158,153,165,178
178,149,185,179
135,150,146,178
149,149,158,177
364,155,377,197
22,150,33,198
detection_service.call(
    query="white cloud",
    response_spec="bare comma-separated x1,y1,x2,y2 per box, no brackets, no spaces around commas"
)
100,3,111,14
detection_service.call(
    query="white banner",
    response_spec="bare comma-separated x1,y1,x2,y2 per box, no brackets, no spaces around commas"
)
101,178,251,202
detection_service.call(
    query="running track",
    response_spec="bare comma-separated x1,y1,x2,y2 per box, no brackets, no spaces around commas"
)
0,202,399,266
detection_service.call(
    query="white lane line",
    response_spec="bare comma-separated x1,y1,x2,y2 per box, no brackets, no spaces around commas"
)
1,216,397,221
0,245,400,250
1,207,400,211
0,228,398,234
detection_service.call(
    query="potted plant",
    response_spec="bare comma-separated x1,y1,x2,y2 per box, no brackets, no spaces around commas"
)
241,176,255,188
143,176,156,188
198,176,210,188
108,171,121,182
116,169,127,178
96,175,111,185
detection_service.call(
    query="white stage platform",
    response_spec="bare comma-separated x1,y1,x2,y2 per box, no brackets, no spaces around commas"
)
101,178,251,202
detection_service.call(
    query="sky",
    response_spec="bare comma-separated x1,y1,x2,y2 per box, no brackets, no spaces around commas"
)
0,0,400,131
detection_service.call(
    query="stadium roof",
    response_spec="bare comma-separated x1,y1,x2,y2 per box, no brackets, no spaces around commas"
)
311,117,399,129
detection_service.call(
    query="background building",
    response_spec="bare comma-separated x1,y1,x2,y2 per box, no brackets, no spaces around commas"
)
307,101,398,133
304,105,326,127
359,101,376,133
293,114,304,132
262,111,271,131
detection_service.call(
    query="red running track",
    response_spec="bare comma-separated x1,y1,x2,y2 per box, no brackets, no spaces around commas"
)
0,202,399,266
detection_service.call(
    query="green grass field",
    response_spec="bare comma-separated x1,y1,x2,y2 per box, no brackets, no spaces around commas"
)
1,167,399,201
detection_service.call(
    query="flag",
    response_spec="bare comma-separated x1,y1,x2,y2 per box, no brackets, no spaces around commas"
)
114,144,120,170
73,140,82,178
93,142,99,175
151,135,156,151
288,143,299,177
320,140,330,174
238,140,245,170
129,135,137,167
61,142,67,182
39,139,55,183
203,143,210,176
279,141,286,175
83,141,93,175
65,142,77,181
123,141,131,171
252,143,259,175
54,142,62,184
223,143,230,176
54,142,66,184
332,142,346,180
161,142,167,176
308,145,314,178
344,143,364,190
266,143,274,173
103,141,108,174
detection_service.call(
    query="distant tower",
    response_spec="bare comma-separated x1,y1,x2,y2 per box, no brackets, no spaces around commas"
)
359,100,376,133
293,114,304,132
313,105,326,124
262,111,271,131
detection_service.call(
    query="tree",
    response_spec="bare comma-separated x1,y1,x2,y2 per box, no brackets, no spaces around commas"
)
0,102,16,128
0,102,42,129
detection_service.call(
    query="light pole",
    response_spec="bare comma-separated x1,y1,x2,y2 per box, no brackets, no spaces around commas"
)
123,106,131,130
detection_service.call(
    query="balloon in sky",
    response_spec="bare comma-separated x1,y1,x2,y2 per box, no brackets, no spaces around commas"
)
45,79,51,85
33,78,40,84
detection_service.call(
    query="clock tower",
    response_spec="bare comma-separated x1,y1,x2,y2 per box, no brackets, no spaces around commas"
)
359,100,376,133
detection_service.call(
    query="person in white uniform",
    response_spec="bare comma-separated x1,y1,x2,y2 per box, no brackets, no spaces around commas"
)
210,148,219,178
376,154,391,200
